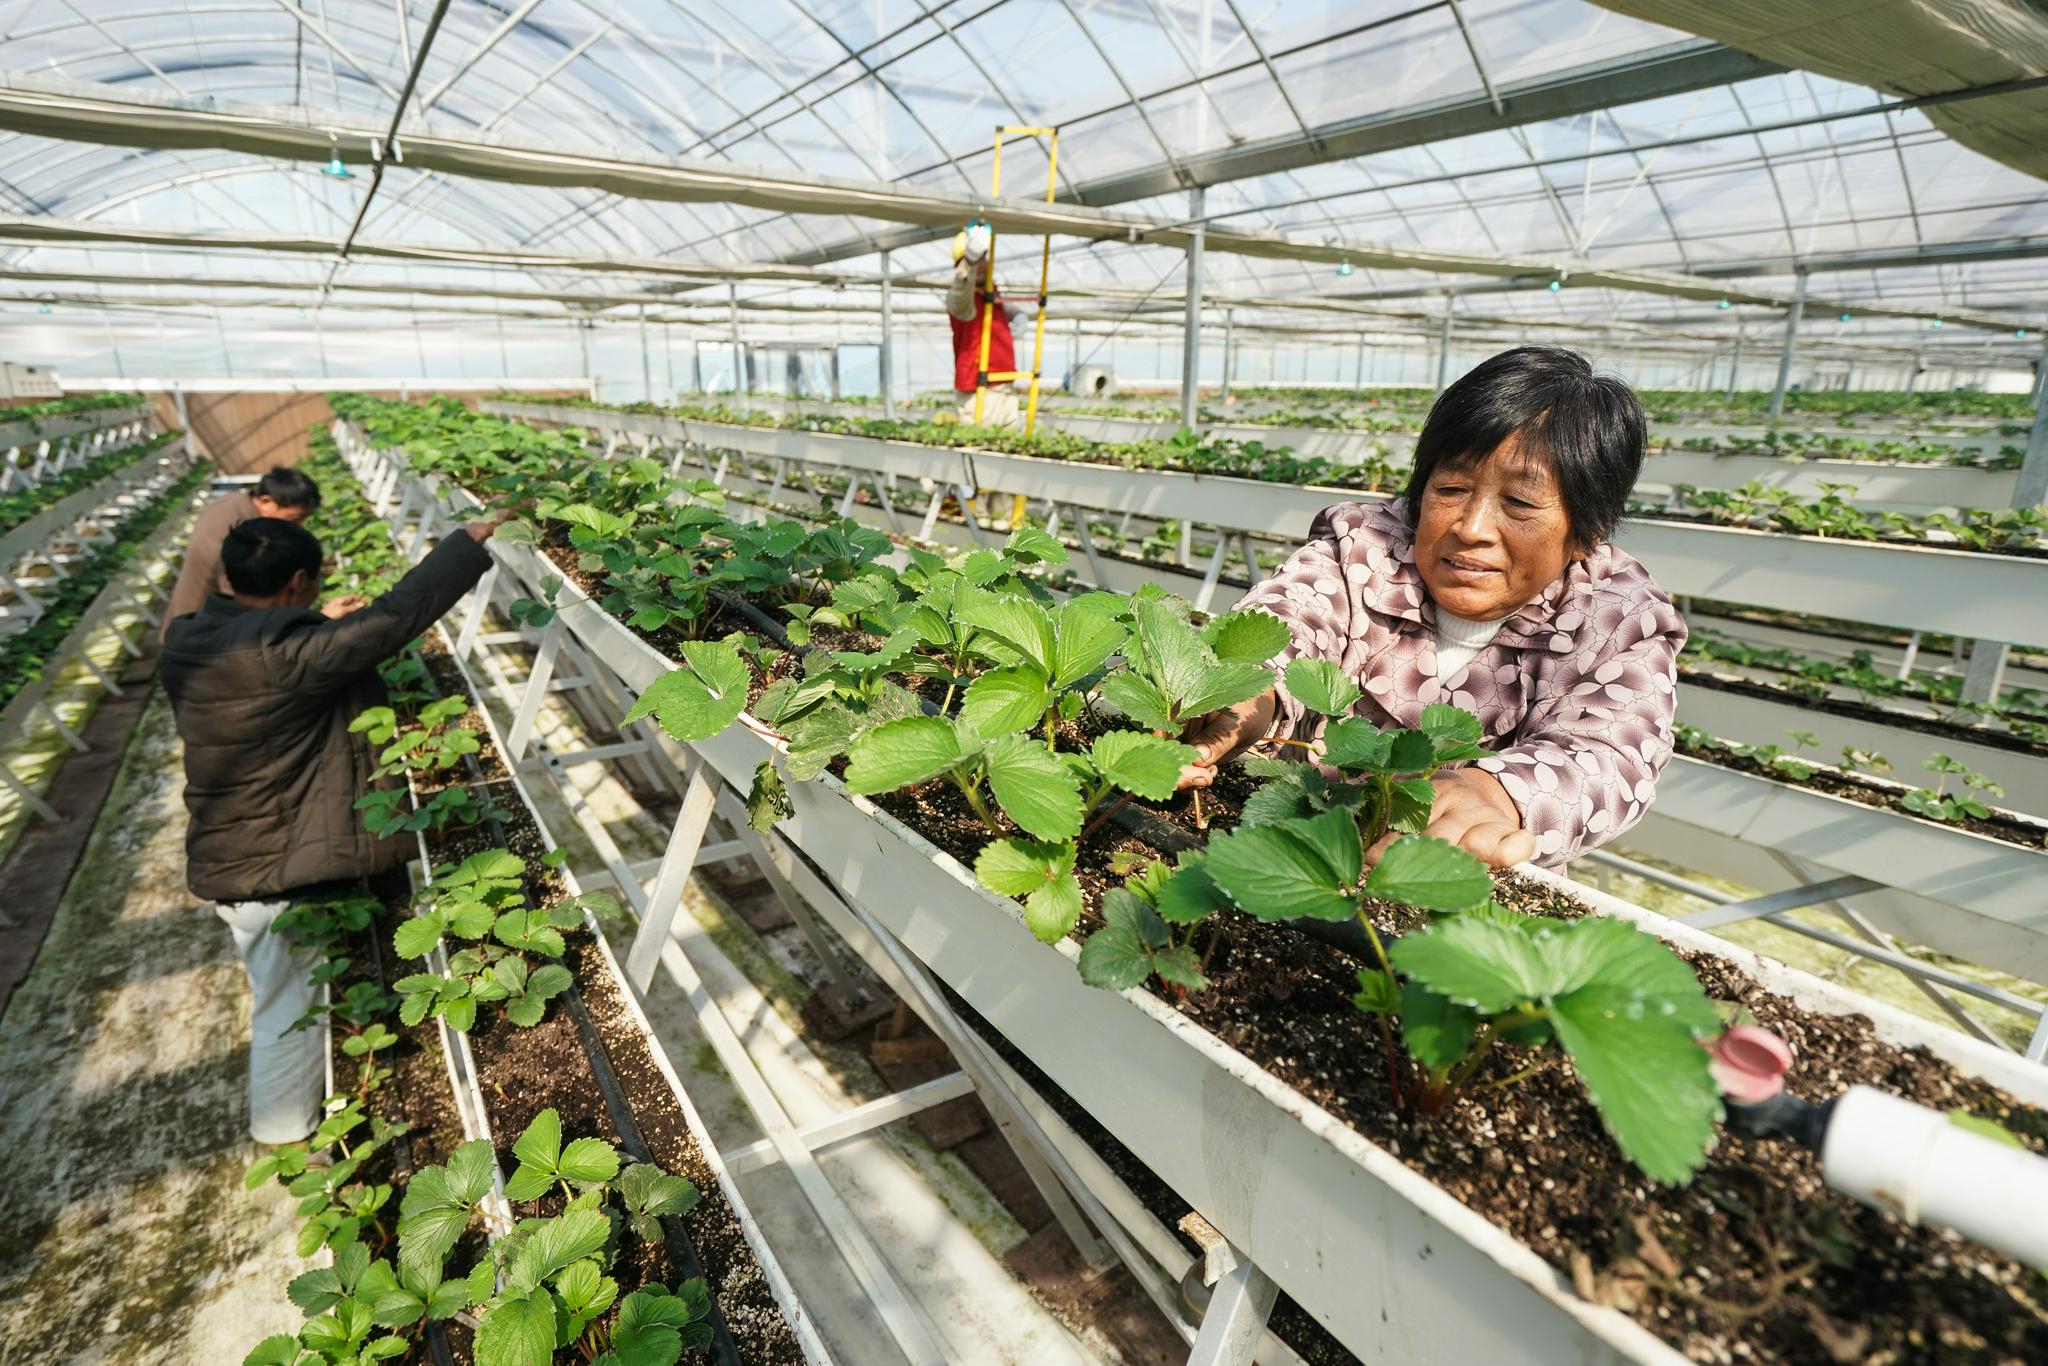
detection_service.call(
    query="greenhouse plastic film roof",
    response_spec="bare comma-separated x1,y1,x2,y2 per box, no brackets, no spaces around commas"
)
0,0,2038,361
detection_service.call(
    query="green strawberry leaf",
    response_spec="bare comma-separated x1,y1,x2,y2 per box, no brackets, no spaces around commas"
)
984,734,1084,841
1283,657,1361,717
843,715,974,793
1089,730,1198,800
1364,835,1491,912
975,837,1082,942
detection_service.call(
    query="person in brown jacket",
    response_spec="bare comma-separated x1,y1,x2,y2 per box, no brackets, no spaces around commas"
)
160,513,502,1142
161,467,324,640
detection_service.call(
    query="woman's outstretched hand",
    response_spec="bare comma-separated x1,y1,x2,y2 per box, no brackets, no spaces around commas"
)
1367,766,1534,870
1176,690,1278,790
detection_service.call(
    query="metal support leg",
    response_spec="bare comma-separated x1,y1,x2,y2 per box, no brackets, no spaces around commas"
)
623,759,719,993
77,653,123,696
1193,530,1231,612
713,791,876,1009
954,483,987,545
833,893,1115,1270
1187,1246,1278,1366
1897,630,1922,681
504,618,563,760
1960,640,2008,706
917,485,945,541
1068,505,1113,589
456,565,499,658
2027,1007,2048,1065
33,700,88,752
0,763,61,822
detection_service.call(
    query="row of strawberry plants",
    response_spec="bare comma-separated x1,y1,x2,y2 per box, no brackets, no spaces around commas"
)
489,398,2048,859
0,389,147,434
493,394,2043,554
0,452,207,711
241,436,758,1366
0,427,180,535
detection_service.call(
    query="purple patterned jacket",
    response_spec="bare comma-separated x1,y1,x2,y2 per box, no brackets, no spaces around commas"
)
1235,498,1687,866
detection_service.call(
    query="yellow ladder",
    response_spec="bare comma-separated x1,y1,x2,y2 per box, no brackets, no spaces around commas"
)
972,125,1059,437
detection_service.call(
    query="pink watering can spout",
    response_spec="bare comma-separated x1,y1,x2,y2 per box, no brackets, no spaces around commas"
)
1703,1024,1793,1103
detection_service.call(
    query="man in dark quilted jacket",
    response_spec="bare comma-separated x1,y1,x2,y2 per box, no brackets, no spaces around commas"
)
161,514,501,1142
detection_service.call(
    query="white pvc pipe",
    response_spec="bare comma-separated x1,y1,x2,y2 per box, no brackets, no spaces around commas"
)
1822,1085,2048,1268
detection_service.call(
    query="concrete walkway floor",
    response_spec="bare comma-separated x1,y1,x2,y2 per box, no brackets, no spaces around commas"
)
0,689,302,1364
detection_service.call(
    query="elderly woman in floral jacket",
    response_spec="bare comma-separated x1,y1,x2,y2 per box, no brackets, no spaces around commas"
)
1181,346,1685,870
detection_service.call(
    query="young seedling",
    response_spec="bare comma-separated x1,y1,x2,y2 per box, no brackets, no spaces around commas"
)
1076,855,1214,993
1902,752,2004,823
1382,906,1723,1183
1097,596,1288,825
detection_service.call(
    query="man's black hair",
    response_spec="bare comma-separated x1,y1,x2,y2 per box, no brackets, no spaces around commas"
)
254,466,321,510
222,517,325,598
1403,346,1646,548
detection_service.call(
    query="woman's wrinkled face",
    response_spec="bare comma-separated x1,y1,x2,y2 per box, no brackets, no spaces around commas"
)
1413,431,1582,621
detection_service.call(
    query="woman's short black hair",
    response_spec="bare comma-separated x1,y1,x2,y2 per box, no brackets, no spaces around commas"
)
1403,346,1646,548
255,466,321,510
222,517,324,597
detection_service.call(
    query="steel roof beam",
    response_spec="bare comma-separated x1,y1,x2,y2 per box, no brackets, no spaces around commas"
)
0,72,2017,332
778,40,1782,265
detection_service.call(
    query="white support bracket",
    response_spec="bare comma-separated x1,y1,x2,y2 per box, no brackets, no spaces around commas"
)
503,617,563,761
1193,528,1231,612
721,1071,976,1174
623,757,719,994
1678,873,1885,931
1186,1241,1279,1366
0,761,61,822
456,564,500,658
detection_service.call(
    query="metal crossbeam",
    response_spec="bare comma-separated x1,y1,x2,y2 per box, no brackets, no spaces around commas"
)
722,1071,976,1174
1678,873,1884,930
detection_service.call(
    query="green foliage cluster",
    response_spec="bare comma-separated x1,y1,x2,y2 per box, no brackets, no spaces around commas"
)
247,433,718,1365
390,845,618,1031
249,1108,711,1366
0,389,147,424
1676,723,2033,844
1683,627,2048,737
1669,480,2047,551
0,457,212,710
0,428,185,535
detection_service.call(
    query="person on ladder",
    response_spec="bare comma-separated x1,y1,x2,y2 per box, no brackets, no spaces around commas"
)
946,219,1028,429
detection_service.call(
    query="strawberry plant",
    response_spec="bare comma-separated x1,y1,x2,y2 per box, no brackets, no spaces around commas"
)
385,1109,714,1366
1382,908,1722,1182
389,849,612,1031
1902,753,2005,823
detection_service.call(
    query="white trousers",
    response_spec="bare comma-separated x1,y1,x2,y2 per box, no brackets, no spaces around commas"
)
215,897,326,1144
954,386,1021,430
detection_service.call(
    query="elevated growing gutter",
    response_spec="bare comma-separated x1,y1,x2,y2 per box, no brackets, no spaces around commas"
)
0,445,167,569
1676,673,2048,817
484,401,2048,652
358,424,2048,1363
0,401,152,457
1635,754,2048,985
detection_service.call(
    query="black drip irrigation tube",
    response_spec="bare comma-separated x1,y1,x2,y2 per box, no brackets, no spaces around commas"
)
409,648,746,1366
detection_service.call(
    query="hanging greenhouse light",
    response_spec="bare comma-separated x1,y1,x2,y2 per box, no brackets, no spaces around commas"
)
1336,260,1354,276
1547,279,1562,292
1932,317,1944,329
1716,299,1731,310
1839,312,1852,322
323,155,355,180
2017,329,2028,339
